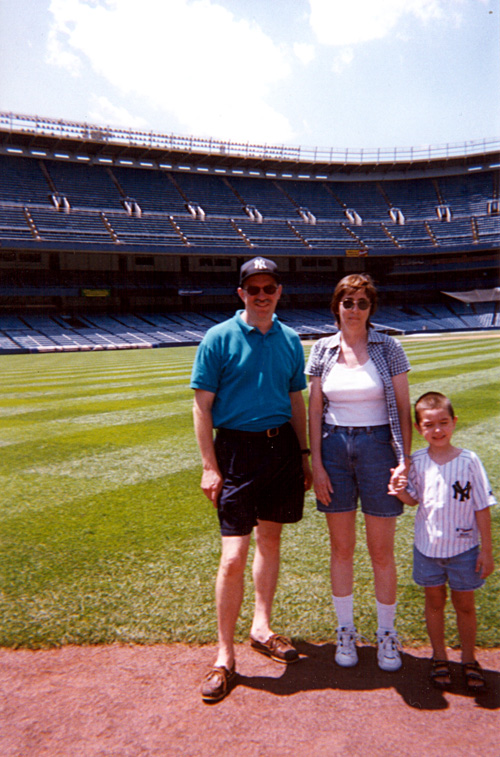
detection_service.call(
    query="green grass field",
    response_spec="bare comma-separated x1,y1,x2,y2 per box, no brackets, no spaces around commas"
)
1,334,499,649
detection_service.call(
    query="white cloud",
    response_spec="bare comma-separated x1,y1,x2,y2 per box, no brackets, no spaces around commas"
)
47,0,295,143
293,42,316,65
331,48,354,74
46,25,82,75
308,0,467,47
87,95,148,129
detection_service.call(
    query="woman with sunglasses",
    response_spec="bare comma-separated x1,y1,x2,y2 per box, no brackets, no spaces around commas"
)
306,273,412,672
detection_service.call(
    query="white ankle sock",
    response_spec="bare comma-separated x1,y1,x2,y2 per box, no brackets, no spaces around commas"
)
332,594,354,629
376,600,397,634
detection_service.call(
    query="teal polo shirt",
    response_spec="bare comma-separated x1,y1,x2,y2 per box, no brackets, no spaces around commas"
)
190,311,306,432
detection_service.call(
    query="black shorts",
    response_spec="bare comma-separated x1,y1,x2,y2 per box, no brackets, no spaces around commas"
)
214,422,305,536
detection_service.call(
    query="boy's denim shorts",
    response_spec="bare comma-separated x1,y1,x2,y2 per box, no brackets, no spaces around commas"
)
318,423,403,517
413,545,484,591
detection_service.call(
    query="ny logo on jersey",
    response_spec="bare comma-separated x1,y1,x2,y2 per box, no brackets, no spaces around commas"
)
452,480,471,502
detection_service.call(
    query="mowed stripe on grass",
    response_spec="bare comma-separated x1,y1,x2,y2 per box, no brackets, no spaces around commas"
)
0,336,499,648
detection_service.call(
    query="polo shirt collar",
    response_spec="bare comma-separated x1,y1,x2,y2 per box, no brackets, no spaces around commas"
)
236,310,279,334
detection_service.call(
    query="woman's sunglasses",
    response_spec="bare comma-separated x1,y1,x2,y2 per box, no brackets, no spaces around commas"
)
341,298,370,311
244,284,278,296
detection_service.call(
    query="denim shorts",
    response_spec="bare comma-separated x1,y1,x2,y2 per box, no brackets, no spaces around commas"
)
413,545,484,591
318,424,403,517
214,422,304,537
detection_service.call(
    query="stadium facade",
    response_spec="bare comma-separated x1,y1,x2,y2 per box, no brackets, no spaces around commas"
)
0,112,499,351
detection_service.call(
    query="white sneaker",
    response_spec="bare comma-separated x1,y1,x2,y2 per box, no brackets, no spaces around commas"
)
377,631,402,671
335,626,359,667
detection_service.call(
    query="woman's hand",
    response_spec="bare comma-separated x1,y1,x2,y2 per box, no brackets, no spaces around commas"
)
312,462,334,506
388,462,408,495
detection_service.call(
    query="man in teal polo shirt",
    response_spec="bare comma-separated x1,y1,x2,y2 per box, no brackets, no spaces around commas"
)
191,256,312,703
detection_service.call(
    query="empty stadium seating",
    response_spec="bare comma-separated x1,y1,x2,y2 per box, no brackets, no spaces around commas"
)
1,298,497,353
0,117,498,350
0,148,500,252
1,150,498,252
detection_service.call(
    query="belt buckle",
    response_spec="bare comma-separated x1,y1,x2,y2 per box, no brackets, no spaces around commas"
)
266,427,279,438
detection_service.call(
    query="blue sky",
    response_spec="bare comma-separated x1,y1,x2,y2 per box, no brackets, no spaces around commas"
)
1,0,498,150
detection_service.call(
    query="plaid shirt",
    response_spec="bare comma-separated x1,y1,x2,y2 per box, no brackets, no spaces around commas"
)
305,329,411,464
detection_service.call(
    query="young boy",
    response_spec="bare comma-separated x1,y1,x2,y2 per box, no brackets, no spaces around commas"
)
395,391,496,691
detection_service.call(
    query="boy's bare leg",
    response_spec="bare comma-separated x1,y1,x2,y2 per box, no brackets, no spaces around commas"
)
451,589,477,664
424,585,448,660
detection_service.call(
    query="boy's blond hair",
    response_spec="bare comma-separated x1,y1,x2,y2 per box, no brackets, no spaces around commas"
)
414,391,455,425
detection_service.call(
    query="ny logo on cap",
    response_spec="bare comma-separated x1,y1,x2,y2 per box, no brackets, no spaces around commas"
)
254,258,268,270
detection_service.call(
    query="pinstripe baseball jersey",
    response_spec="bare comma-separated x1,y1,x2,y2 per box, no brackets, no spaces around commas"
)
407,448,496,558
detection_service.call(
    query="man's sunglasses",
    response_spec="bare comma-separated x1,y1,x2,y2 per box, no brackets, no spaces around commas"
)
341,298,370,311
244,284,278,296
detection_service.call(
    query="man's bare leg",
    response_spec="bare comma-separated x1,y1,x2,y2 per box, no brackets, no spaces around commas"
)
250,520,282,642
214,533,251,669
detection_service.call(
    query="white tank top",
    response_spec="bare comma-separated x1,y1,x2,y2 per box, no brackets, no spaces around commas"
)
323,357,389,426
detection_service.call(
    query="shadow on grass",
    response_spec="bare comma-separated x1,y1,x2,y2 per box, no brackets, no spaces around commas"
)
237,642,500,711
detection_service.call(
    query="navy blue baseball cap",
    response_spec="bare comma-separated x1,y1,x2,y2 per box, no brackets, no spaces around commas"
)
239,257,280,286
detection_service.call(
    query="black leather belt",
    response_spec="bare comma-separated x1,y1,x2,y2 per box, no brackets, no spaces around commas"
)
218,423,287,439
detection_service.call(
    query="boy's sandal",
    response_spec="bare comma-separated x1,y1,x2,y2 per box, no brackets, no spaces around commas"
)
430,658,451,689
462,661,486,692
